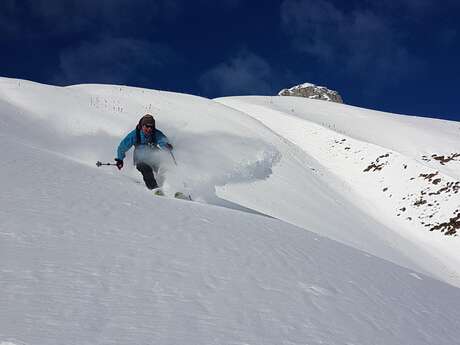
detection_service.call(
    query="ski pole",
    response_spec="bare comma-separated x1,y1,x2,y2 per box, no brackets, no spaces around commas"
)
157,144,178,166
96,161,118,167
169,150,178,166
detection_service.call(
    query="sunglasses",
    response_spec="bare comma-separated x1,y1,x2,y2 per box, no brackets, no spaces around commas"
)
143,125,154,129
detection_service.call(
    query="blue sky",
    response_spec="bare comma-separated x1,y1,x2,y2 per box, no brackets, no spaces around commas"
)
1,0,459,120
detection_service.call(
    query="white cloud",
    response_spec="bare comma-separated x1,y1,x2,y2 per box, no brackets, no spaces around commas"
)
199,51,273,97
53,36,175,85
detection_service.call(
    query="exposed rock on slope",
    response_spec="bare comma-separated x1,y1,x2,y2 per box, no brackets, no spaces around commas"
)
278,82,343,103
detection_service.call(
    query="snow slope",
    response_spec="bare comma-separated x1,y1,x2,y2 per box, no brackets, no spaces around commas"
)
217,96,460,286
1,77,460,344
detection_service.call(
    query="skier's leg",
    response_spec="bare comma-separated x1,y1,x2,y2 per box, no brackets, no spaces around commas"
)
136,163,158,189
153,163,167,187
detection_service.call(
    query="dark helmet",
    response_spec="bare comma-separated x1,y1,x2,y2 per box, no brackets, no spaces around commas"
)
139,114,155,128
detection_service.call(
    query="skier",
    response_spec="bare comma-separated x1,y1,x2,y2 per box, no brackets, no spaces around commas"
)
115,114,173,190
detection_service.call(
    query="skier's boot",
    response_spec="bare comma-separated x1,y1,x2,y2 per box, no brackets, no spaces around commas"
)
154,188,165,196
174,192,192,200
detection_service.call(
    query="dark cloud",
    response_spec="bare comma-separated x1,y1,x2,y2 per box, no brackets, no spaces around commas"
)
375,0,435,14
396,0,433,10
199,51,274,97
439,28,458,46
365,0,460,24
221,0,241,7
0,0,248,40
0,0,22,36
199,0,241,9
53,36,176,85
281,0,343,61
0,0,181,38
281,0,417,83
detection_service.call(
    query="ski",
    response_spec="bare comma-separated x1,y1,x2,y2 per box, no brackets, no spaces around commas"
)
174,192,192,201
152,189,192,201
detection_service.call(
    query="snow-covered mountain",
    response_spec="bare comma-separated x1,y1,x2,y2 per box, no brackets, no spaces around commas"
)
278,82,344,103
1,77,460,345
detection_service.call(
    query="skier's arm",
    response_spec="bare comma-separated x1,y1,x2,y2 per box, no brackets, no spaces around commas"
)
155,130,171,149
116,130,136,160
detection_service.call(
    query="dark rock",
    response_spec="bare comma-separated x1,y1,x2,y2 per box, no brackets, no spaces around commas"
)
278,83,343,103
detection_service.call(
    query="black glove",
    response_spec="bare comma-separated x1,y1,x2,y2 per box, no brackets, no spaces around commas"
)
166,143,173,150
115,158,123,170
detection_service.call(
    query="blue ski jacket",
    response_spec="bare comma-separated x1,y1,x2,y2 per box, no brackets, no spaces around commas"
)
116,128,169,161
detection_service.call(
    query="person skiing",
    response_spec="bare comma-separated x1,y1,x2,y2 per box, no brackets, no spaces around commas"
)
115,114,173,190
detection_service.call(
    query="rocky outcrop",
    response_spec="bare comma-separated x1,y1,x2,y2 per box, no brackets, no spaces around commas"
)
278,82,343,103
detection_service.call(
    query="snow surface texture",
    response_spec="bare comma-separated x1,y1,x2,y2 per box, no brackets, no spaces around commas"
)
1,77,460,345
